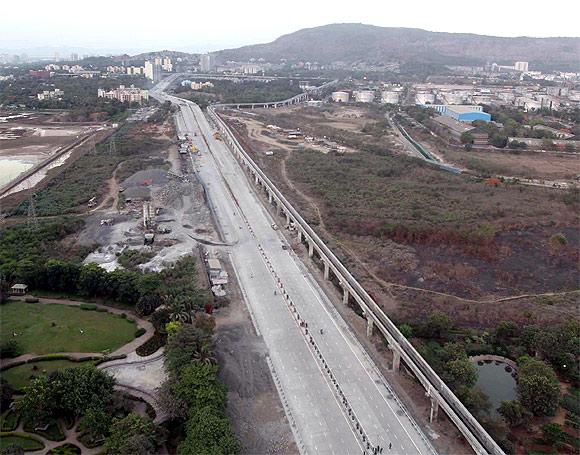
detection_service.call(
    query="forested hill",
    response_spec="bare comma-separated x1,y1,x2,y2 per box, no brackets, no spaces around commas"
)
217,23,580,71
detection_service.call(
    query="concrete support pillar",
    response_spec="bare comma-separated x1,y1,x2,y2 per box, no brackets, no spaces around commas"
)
268,192,273,204
392,350,401,372
297,230,303,243
366,318,374,338
323,261,330,280
276,204,281,216
429,398,439,423
254,174,259,185
286,212,291,226
342,287,349,305
308,241,314,258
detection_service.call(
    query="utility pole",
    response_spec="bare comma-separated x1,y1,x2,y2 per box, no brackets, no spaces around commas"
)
109,136,117,155
88,134,96,155
27,192,38,230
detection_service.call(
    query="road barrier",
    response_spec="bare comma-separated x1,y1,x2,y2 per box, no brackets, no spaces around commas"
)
208,105,504,455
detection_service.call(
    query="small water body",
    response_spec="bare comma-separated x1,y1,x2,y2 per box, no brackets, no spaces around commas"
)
473,358,518,418
0,158,33,186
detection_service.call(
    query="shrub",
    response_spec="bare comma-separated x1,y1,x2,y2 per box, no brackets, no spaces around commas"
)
561,394,580,415
136,332,166,357
24,297,39,304
79,304,97,311
0,340,22,359
0,432,45,451
134,328,146,338
542,423,564,444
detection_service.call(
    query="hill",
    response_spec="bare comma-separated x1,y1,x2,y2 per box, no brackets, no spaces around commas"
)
217,24,580,70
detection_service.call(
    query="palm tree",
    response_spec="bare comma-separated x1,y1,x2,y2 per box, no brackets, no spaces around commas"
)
193,340,216,365
168,299,192,323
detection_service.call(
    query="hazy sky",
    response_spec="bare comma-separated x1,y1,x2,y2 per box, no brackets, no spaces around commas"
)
1,0,579,55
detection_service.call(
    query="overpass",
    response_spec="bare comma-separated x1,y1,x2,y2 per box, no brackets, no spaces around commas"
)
211,79,338,110
207,104,504,455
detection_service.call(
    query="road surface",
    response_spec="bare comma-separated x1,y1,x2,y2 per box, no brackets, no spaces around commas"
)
151,79,435,455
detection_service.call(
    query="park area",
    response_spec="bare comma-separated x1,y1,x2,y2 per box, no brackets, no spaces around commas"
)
0,301,137,355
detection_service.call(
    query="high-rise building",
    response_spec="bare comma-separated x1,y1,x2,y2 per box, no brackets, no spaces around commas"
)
514,61,529,72
144,61,161,81
200,53,215,72
161,57,173,72
70,53,79,61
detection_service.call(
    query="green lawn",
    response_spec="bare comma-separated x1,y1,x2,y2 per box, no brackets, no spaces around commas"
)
0,432,45,451
0,302,136,355
2,360,93,390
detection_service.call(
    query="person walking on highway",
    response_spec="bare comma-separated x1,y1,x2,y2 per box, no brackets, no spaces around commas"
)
388,442,392,450
320,328,324,335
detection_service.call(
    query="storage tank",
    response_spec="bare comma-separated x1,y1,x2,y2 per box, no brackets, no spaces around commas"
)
331,91,350,103
381,91,400,104
354,90,374,103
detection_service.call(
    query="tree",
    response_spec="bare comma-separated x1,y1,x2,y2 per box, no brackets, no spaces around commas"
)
443,358,477,389
79,406,112,440
398,323,413,339
461,131,474,146
542,423,564,445
517,358,561,416
498,400,530,427
78,263,107,297
495,321,519,342
18,366,115,422
0,378,14,413
165,325,210,376
423,311,453,339
104,413,164,455
150,308,171,333
455,386,490,416
178,406,241,455
172,364,226,412
136,292,164,316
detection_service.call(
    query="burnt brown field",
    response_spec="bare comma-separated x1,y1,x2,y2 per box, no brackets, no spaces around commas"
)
221,107,579,329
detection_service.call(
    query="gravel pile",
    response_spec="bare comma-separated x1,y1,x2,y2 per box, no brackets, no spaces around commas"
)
122,169,169,188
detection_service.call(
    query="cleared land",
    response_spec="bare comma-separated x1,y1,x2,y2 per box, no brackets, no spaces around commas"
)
2,359,93,389
223,106,579,329
1,301,136,355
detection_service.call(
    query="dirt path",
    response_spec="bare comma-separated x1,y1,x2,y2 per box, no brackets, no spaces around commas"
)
90,160,123,213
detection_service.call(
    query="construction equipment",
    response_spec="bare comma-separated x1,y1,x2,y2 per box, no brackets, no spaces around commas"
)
213,132,221,141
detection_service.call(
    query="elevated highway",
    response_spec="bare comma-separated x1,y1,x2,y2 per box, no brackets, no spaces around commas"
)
208,104,504,455
152,78,436,455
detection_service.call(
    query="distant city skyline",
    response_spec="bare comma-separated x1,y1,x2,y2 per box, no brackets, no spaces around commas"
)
1,0,579,57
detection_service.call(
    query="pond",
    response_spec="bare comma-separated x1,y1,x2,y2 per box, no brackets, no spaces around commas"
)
472,357,517,419
0,158,33,186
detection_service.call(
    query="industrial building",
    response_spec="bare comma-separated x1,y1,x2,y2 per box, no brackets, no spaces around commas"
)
331,91,349,103
432,116,489,145
353,90,374,103
428,104,491,122
381,91,400,104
